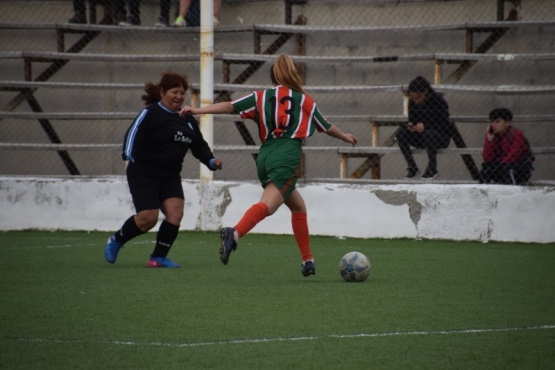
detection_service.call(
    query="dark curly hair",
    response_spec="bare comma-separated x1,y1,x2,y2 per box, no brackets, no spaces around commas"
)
141,71,189,106
489,107,513,122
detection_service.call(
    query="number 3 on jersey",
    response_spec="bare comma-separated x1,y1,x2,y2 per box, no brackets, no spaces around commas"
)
269,95,296,131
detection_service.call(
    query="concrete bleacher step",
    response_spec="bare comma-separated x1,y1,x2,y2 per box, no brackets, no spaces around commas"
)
1,9,554,180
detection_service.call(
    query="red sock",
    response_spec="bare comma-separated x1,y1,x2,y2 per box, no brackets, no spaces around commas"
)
292,212,312,262
234,202,269,238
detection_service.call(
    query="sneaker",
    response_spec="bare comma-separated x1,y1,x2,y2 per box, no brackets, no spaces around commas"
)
155,18,169,27
148,255,181,268
405,167,420,179
219,227,238,265
115,12,127,24
119,17,140,26
173,15,186,27
421,168,438,180
301,260,316,277
213,16,220,26
68,13,86,24
104,235,124,264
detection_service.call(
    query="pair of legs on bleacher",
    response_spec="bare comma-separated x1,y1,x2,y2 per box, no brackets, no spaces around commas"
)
68,0,127,25
396,128,450,180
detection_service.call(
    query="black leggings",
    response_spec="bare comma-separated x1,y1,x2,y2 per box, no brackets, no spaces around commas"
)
396,128,450,171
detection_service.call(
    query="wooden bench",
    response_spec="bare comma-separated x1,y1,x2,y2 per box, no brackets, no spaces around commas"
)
4,79,555,95
0,51,23,59
0,110,369,125
2,78,554,177
2,142,553,184
0,22,254,51
251,21,555,35
2,19,554,178
368,114,555,146
342,114,555,180
217,22,555,147
218,20,555,97
5,20,551,77
221,52,555,89
338,146,555,180
251,21,555,52
0,143,342,154
6,51,210,81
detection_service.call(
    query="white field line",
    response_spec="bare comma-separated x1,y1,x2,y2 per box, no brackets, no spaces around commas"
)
7,240,155,250
10,325,555,348
8,240,210,250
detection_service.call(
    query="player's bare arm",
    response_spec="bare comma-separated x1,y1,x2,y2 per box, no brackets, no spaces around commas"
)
325,125,358,146
179,101,234,116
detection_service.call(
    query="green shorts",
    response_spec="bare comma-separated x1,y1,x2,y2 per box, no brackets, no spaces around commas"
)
256,138,303,200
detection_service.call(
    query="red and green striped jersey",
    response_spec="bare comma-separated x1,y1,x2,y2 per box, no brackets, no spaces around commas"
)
231,85,332,143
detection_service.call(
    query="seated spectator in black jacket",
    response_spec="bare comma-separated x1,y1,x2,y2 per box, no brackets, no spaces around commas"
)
480,108,535,185
396,76,452,180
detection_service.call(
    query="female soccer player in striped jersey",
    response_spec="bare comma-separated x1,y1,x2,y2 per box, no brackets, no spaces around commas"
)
179,54,357,277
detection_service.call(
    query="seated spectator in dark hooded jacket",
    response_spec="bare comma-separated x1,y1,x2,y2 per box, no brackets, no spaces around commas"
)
396,76,452,180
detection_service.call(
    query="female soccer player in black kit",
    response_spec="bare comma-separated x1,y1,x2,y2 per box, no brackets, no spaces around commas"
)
104,71,223,268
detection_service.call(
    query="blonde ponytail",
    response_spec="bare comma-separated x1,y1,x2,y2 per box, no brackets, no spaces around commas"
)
270,54,307,96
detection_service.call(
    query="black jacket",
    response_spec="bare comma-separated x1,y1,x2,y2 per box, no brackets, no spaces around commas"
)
408,91,451,137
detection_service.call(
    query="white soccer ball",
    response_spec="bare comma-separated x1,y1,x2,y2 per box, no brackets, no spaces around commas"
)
339,251,371,282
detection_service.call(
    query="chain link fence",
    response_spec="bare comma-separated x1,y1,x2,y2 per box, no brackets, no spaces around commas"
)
1,0,554,182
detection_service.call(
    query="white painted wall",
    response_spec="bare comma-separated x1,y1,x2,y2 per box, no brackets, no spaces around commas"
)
1,177,554,243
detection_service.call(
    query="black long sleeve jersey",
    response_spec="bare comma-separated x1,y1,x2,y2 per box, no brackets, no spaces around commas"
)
122,102,215,175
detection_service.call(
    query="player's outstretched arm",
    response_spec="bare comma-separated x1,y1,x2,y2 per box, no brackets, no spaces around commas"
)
179,102,234,116
326,124,358,146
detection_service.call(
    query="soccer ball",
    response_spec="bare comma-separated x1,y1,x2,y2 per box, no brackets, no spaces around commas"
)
339,251,371,282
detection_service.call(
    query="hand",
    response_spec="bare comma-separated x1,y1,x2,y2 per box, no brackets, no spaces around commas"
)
179,105,195,117
407,122,424,133
486,124,494,141
344,133,358,147
213,158,223,170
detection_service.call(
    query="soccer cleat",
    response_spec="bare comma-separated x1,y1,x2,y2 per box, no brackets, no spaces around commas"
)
405,167,420,179
148,255,181,268
301,260,316,277
173,15,186,27
104,235,124,264
219,227,238,265
421,168,438,180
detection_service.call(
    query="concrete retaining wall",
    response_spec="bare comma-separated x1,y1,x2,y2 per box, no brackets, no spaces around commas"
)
1,176,553,243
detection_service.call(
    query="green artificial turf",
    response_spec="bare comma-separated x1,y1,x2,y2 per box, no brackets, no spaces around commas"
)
0,231,554,369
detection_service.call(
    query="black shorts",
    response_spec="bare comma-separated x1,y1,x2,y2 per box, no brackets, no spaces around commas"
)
126,168,184,213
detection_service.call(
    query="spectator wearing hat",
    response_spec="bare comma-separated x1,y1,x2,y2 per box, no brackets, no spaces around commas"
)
480,107,535,185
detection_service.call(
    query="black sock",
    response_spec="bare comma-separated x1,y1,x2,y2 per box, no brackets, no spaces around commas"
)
151,220,180,258
113,216,144,244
